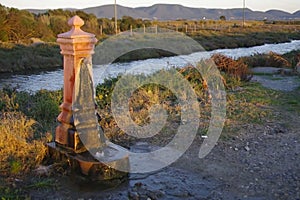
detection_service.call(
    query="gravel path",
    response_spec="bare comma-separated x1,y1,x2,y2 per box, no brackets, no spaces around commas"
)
251,67,300,91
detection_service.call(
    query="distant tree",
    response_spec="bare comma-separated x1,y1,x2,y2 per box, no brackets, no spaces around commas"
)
220,15,226,21
35,16,55,41
75,10,92,21
38,14,51,26
120,16,136,31
119,16,150,31
76,11,100,35
98,18,114,35
6,8,37,42
49,15,69,36
0,4,9,41
47,9,72,18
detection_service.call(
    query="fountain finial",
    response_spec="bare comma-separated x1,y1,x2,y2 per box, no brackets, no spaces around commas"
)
68,15,84,29
58,15,94,38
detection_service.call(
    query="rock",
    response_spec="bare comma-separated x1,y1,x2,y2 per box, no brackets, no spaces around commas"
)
34,165,52,176
128,191,139,200
277,68,293,75
296,67,300,73
166,189,190,197
244,146,250,151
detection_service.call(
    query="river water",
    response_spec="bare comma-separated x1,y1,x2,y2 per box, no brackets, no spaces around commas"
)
0,40,299,92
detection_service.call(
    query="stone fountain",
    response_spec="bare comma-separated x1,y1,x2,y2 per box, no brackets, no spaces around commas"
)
47,16,129,181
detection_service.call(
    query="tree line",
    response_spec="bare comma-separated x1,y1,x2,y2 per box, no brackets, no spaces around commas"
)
0,4,151,43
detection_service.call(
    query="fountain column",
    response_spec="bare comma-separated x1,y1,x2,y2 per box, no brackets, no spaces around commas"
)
50,16,129,179
55,15,97,152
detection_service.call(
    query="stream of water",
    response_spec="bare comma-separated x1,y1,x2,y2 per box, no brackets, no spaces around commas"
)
0,40,299,92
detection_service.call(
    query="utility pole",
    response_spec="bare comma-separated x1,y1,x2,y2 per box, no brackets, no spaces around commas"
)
243,0,246,27
114,0,117,34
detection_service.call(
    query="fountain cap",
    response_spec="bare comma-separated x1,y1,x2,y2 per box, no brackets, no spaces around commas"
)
58,15,95,39
68,15,84,28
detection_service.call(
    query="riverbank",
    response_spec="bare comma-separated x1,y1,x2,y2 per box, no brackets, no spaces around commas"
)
0,42,62,74
1,26,300,74
110,30,300,63
1,43,299,93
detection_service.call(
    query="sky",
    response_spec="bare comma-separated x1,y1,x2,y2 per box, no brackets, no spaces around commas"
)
1,0,299,13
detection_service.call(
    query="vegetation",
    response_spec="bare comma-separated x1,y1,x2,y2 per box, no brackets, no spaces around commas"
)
1,51,300,197
0,112,47,175
212,54,251,81
0,4,300,73
157,19,300,50
1,3,299,45
0,3,299,198
0,87,63,197
0,42,61,73
240,50,300,69
0,4,149,43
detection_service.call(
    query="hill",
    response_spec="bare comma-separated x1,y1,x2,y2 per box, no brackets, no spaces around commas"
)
27,4,300,20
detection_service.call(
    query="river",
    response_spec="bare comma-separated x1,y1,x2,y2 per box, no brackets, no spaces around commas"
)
0,40,299,92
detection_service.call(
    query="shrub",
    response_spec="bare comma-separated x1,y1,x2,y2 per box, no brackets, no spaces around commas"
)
95,77,119,109
241,51,292,68
266,52,291,68
0,88,62,133
212,53,252,81
0,112,46,176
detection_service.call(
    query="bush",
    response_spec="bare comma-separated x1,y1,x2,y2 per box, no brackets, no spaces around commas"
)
0,112,46,176
212,53,252,81
0,88,62,133
240,51,292,68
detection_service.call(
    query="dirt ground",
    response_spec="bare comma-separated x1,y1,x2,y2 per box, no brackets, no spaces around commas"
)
7,71,300,200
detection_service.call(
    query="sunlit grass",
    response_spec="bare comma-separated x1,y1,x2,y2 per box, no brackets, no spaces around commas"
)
0,112,47,176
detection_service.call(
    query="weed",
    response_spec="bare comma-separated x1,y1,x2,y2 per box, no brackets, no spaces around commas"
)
0,186,29,200
25,178,55,190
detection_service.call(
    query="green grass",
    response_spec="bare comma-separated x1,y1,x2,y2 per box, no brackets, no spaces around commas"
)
275,87,300,113
226,82,280,123
0,42,62,73
0,187,29,200
0,88,62,133
25,178,56,190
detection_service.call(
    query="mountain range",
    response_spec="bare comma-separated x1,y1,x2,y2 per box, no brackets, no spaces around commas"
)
27,4,300,21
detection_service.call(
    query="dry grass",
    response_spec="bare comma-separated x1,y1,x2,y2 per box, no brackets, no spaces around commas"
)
0,112,47,177
267,52,292,68
239,52,296,68
212,53,252,81
240,51,294,68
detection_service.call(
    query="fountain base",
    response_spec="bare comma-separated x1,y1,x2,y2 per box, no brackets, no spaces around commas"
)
47,142,129,182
